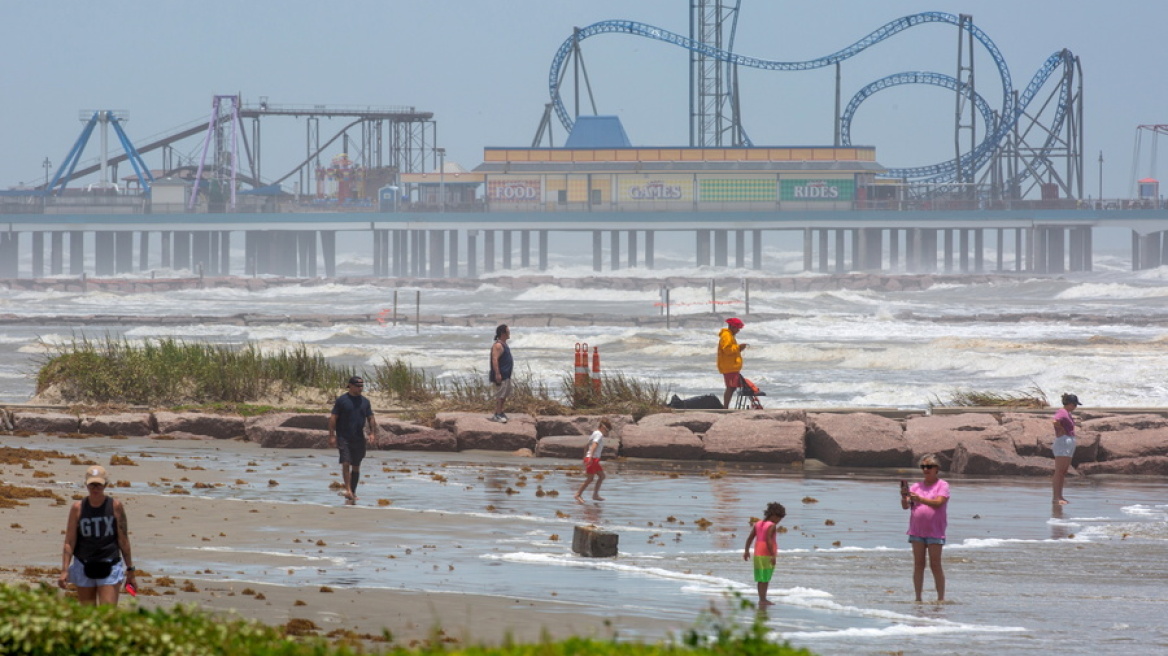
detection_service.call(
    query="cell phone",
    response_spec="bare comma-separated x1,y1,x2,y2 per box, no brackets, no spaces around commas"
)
125,582,137,597
900,480,909,493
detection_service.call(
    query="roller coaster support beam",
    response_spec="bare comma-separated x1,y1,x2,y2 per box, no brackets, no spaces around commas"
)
955,14,977,193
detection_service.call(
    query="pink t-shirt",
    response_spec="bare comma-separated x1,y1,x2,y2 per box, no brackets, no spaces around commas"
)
907,479,950,539
1053,408,1076,437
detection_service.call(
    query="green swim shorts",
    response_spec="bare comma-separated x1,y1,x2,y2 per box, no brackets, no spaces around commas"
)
752,555,774,583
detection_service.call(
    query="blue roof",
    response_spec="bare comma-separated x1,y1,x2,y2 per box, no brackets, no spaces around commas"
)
564,115,632,148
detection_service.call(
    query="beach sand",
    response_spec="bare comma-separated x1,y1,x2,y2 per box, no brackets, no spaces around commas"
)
0,434,681,647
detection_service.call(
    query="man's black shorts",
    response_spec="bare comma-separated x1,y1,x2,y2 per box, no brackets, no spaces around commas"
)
337,435,367,466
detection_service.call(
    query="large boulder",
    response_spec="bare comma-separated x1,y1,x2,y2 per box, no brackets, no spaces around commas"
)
619,423,704,460
904,414,1012,469
536,435,621,459
634,412,720,435
12,411,80,434
950,439,1055,476
1000,413,1057,456
80,413,153,437
701,414,805,463
1078,456,1168,476
535,415,634,440
375,419,457,452
535,416,597,438
154,411,245,440
434,412,538,452
806,412,911,467
1081,415,1168,460
376,428,457,452
245,413,328,449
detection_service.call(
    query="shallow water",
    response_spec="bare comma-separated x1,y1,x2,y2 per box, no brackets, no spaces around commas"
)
11,434,1166,655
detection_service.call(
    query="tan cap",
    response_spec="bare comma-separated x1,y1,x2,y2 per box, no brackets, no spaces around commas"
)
85,465,108,486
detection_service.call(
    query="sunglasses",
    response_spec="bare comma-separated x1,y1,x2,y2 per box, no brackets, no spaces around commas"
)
87,482,105,488
920,464,938,470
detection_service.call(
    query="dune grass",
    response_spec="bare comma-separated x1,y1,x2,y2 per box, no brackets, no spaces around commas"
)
930,385,1049,409
34,338,669,419
36,336,352,407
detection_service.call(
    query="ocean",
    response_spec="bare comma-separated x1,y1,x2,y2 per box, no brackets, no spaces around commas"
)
3,230,1168,409
2,228,1167,653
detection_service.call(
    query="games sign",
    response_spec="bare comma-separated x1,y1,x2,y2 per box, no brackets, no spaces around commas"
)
621,175,692,202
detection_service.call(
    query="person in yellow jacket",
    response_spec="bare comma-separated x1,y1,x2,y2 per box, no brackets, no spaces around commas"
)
718,317,749,408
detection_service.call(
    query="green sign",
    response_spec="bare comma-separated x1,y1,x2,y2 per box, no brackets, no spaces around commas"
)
699,178,776,202
780,179,854,201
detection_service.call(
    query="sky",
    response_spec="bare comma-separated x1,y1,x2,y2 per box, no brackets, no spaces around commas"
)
1,1,1162,198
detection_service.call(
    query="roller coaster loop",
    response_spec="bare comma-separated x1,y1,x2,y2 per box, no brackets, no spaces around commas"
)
547,12,1076,185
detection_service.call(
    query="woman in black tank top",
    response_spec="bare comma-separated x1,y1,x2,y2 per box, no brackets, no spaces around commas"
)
58,465,137,605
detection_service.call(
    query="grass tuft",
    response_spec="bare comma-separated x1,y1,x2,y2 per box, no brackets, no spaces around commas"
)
931,385,1049,409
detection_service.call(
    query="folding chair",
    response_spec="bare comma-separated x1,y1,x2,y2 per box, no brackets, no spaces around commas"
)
734,376,766,410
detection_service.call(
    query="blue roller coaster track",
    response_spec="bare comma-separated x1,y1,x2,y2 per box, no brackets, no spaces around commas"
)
547,11,1079,188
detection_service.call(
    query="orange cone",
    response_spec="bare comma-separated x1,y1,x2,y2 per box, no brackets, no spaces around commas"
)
591,346,601,395
575,343,588,387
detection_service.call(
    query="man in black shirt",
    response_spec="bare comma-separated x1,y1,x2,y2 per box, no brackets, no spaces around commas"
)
328,376,378,502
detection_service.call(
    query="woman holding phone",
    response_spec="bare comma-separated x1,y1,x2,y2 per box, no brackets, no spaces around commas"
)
901,454,949,603
58,465,137,605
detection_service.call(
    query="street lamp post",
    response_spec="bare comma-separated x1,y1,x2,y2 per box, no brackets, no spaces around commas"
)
1097,150,1104,206
436,148,446,213
42,157,51,190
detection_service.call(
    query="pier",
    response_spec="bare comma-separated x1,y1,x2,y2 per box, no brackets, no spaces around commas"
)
3,208,1168,280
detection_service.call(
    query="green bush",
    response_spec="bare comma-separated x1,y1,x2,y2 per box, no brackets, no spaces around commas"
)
0,584,816,656
36,336,351,406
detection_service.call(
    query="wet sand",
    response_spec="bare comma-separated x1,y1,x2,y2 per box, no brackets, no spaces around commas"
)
0,434,680,646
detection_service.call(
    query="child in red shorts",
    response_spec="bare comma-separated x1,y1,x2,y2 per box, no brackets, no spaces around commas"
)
575,417,612,503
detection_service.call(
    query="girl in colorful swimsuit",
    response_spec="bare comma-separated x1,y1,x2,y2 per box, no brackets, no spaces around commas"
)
743,501,786,607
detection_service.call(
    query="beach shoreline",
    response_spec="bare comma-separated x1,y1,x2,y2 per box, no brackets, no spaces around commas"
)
0,433,696,646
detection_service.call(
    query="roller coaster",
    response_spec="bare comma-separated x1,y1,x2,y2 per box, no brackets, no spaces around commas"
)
541,5,1083,201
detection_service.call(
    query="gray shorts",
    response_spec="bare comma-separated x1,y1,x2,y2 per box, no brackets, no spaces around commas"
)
337,435,367,466
1053,435,1076,458
494,378,513,401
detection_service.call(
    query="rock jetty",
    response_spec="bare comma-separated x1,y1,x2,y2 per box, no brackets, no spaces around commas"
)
4,406,1167,477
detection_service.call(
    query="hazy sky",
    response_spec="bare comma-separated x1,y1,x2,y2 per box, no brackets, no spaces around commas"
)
1,1,1160,197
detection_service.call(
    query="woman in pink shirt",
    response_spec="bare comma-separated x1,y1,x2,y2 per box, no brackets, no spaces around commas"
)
1051,393,1081,505
901,453,949,602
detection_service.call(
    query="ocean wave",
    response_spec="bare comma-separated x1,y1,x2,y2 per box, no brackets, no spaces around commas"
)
1055,283,1168,301
781,621,1026,640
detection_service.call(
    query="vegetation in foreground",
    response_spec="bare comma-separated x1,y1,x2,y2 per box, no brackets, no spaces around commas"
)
0,584,816,656
35,336,668,420
930,385,1049,409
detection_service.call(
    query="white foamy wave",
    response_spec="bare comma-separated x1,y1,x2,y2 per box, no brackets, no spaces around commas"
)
181,546,347,565
1121,504,1168,519
124,325,249,338
781,621,1026,640
952,536,1090,548
514,285,659,303
1055,283,1168,300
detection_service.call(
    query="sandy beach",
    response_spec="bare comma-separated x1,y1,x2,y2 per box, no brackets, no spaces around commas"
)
4,425,1168,655
0,433,681,646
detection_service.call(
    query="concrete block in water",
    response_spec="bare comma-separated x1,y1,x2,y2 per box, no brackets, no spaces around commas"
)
572,525,618,557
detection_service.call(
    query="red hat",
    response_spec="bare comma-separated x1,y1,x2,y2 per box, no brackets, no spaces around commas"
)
726,318,744,329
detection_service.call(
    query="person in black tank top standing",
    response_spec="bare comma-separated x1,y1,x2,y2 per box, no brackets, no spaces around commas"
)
488,324,513,423
329,375,379,503
58,465,137,605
